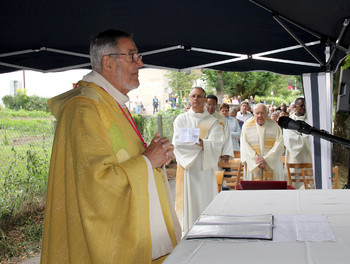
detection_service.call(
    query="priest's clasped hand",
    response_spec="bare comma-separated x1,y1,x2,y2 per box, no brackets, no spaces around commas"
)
143,132,175,168
256,156,267,170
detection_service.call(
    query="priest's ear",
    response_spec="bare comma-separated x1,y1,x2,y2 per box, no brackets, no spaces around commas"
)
101,55,116,75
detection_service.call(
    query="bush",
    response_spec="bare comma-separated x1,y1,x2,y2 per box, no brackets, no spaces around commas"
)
255,90,302,106
2,94,50,112
132,108,182,144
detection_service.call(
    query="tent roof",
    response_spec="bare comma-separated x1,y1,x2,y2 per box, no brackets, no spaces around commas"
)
1,0,349,75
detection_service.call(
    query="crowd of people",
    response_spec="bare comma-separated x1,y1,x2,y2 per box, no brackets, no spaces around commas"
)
174,91,311,234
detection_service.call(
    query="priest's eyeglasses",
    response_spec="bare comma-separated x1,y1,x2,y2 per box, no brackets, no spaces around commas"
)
189,95,204,99
108,53,143,63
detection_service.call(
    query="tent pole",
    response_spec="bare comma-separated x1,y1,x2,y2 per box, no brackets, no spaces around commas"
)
326,18,350,67
273,16,324,66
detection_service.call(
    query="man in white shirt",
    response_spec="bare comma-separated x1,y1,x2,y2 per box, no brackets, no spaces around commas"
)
237,101,253,123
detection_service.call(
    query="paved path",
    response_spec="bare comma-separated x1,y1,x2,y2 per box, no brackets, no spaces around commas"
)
19,256,40,264
19,179,176,264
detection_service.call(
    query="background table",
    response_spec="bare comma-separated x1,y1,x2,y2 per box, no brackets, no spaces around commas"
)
164,190,350,264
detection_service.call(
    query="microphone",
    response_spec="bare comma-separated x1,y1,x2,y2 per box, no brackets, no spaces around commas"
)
278,116,350,150
278,116,312,134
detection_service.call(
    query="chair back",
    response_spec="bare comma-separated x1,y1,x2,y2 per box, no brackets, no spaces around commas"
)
217,158,242,190
233,151,241,158
300,168,315,189
216,171,224,193
286,163,313,189
332,166,339,189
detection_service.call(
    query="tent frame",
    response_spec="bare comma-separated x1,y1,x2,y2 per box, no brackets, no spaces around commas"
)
0,2,348,74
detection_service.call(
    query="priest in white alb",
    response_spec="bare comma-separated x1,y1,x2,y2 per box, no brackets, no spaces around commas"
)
241,103,285,181
173,87,224,233
206,94,233,162
283,97,312,188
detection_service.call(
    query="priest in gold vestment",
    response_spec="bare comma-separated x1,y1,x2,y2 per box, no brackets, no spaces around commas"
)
240,103,285,181
41,30,181,264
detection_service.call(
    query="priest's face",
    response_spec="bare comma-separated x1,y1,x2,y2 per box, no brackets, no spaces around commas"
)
295,99,306,116
254,104,268,126
206,98,217,115
107,38,144,95
189,88,206,113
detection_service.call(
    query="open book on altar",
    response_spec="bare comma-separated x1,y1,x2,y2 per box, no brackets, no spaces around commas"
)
186,214,274,240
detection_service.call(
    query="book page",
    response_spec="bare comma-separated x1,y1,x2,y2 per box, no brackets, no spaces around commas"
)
177,128,200,143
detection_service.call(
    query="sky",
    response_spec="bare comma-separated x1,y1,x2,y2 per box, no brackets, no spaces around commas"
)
0,69,91,106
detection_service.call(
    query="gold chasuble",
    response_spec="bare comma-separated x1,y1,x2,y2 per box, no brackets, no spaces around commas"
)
240,118,284,181
41,80,179,264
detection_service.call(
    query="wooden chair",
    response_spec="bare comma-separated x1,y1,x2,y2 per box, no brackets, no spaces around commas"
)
300,166,339,189
332,166,339,189
300,168,315,189
216,171,224,192
218,158,242,190
286,163,313,188
233,151,240,158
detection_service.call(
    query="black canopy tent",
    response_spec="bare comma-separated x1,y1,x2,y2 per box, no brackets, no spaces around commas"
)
0,0,349,75
1,0,350,189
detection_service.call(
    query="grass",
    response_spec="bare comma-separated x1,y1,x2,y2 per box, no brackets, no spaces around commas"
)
0,199,44,264
0,112,53,263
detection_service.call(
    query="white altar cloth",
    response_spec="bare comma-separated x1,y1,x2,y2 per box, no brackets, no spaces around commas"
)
164,190,350,264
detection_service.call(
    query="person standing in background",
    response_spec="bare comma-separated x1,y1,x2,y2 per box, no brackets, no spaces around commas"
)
153,95,159,113
173,87,224,233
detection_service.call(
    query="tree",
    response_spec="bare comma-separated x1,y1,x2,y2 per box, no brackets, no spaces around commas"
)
333,54,350,167
165,70,200,103
201,70,299,102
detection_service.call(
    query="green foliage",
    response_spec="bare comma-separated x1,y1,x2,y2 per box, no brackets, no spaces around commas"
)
201,70,303,101
166,70,200,93
201,70,233,93
157,107,183,117
0,109,51,118
0,118,55,135
23,95,50,112
255,89,301,106
0,202,44,260
342,55,350,70
1,144,50,220
2,94,50,112
0,113,52,260
133,109,182,144
131,114,148,139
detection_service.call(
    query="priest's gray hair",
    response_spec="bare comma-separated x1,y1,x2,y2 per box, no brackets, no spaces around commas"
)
253,103,268,114
90,29,132,73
